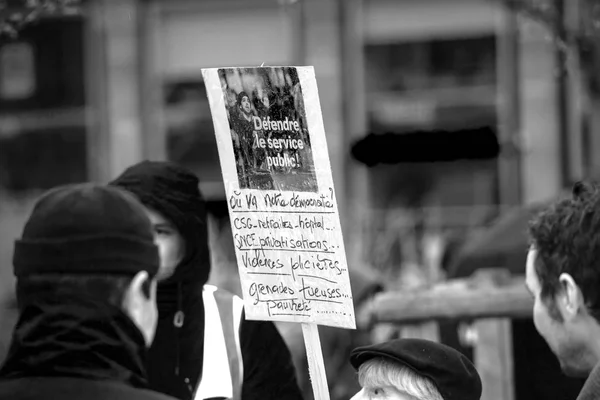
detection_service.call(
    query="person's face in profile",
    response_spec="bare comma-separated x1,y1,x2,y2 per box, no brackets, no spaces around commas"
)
351,358,442,400
143,207,186,282
240,95,251,114
525,246,594,377
350,386,417,400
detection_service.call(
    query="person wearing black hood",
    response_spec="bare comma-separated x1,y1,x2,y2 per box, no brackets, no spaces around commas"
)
110,160,303,400
0,183,174,400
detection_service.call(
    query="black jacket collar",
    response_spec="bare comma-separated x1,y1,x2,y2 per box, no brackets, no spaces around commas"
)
0,296,149,388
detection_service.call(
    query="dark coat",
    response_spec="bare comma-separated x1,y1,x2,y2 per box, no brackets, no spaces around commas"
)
0,377,174,400
0,298,175,400
146,281,303,400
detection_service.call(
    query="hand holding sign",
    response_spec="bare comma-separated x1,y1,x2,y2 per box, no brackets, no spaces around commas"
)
203,66,355,399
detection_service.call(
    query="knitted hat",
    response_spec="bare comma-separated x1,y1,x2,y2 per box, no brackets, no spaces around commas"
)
350,338,482,400
12,183,159,278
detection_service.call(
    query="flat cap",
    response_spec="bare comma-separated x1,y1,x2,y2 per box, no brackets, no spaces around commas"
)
350,338,481,400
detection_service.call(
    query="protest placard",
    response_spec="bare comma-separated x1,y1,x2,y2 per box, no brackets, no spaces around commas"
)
203,66,355,399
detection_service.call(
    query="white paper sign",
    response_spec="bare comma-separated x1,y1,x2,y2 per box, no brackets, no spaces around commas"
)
203,66,355,329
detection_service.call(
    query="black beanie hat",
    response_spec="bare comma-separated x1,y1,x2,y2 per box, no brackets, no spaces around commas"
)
12,183,159,278
350,338,482,400
109,160,210,286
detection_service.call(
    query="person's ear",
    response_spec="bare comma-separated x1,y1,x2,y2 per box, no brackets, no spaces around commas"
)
128,270,152,302
123,271,157,346
558,273,585,321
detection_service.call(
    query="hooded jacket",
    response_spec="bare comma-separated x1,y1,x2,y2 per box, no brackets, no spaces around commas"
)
0,296,175,400
111,161,303,400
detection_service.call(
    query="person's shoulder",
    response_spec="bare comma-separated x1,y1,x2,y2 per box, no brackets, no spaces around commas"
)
0,377,177,400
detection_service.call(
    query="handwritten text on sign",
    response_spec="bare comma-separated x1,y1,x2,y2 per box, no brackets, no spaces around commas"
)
228,189,354,329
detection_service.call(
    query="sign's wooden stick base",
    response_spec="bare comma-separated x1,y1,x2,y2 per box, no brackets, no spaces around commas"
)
302,323,330,400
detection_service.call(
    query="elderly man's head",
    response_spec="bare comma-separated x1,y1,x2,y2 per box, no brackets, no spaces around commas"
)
350,338,481,400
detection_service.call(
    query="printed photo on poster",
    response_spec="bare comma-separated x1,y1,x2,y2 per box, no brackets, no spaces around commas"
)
218,67,318,192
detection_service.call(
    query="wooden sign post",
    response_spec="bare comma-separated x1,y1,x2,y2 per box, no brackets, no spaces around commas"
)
202,66,356,400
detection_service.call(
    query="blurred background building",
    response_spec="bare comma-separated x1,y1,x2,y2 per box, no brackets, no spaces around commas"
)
1,0,598,399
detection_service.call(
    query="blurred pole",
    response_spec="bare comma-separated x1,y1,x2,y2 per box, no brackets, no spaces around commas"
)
139,0,167,162
556,0,572,188
555,0,570,188
517,1,562,204
301,1,347,224
579,0,600,179
495,3,522,206
280,0,306,64
563,0,584,182
85,0,144,183
474,318,515,400
339,0,369,264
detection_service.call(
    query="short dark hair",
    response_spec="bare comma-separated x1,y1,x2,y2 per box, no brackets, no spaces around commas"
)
528,181,600,322
16,273,134,311
237,91,249,106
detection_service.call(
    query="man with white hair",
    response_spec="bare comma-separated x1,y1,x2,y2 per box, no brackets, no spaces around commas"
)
349,338,482,400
